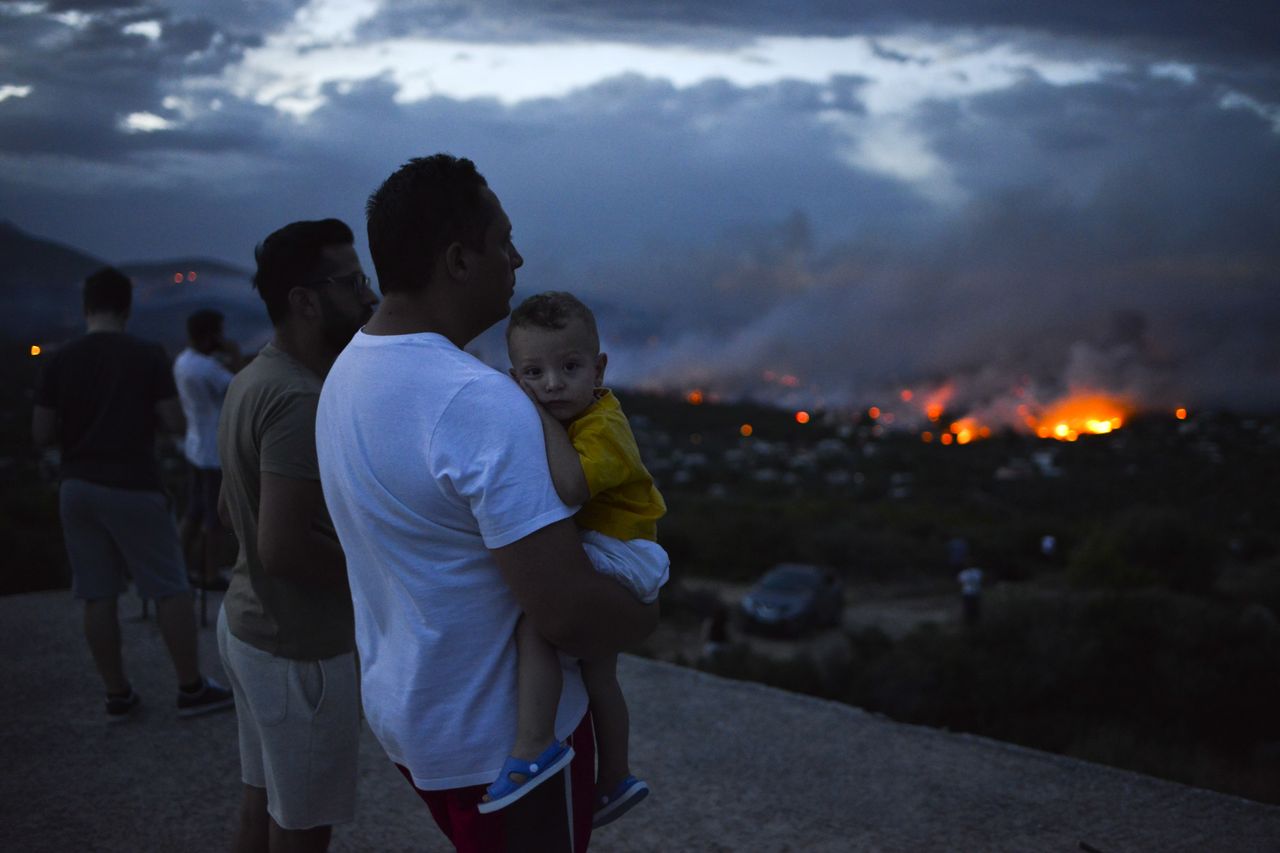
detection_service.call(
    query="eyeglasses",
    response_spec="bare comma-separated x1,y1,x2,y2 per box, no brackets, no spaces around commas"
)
310,271,373,295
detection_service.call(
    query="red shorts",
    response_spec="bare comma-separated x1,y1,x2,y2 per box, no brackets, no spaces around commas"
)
397,711,596,853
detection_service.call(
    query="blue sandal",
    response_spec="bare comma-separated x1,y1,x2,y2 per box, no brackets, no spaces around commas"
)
592,775,649,827
476,741,576,814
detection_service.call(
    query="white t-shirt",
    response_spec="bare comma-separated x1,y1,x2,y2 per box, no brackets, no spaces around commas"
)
173,348,234,469
316,331,585,790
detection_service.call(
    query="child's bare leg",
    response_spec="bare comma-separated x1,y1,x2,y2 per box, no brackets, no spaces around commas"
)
582,654,630,792
512,614,563,760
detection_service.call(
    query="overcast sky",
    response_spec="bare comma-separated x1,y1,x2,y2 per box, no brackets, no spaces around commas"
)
2,1,1278,418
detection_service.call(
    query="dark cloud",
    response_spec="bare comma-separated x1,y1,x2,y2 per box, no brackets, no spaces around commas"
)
1,2,1277,413
369,0,1280,60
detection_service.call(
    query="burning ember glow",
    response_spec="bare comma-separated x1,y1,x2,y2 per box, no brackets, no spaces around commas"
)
686,390,704,405
740,423,753,437
1031,393,1129,442
30,345,41,356
868,406,881,419
1176,407,1188,420
795,410,811,424
900,389,914,402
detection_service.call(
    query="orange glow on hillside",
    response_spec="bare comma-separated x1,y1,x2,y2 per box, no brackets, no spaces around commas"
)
1175,407,1187,420
921,431,933,443
868,406,881,419
30,345,41,356
740,424,753,437
1032,393,1130,442
950,417,980,445
795,410,811,424
686,390,704,405
940,433,954,445
900,389,914,402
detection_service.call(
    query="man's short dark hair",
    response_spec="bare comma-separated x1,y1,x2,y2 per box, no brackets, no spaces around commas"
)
186,309,224,343
366,154,492,295
506,291,600,352
253,219,354,325
83,266,131,316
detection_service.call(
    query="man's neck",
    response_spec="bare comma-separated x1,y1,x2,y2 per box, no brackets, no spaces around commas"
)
85,313,127,333
270,324,336,380
364,291,481,350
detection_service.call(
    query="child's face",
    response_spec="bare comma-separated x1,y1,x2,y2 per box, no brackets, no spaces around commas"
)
508,318,607,423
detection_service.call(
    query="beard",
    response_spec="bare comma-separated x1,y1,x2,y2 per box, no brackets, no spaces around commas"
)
316,287,371,353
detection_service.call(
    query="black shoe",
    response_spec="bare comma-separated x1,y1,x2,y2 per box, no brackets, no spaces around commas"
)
176,676,234,718
106,689,141,723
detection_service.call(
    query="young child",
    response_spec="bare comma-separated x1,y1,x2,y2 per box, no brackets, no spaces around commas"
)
478,291,669,826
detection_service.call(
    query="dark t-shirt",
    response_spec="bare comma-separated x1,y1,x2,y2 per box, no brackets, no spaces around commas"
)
34,331,178,490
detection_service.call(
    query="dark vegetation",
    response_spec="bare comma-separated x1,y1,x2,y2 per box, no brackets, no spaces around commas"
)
619,390,1280,805
5,338,1280,803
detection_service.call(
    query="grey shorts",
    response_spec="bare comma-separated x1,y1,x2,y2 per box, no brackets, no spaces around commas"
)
59,478,190,601
216,607,360,830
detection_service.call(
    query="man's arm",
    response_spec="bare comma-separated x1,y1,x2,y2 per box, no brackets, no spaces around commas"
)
532,405,591,507
511,375,590,506
491,518,658,660
257,471,347,585
155,396,186,435
31,405,57,448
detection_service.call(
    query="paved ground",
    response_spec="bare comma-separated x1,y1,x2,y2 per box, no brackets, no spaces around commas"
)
3,590,1280,852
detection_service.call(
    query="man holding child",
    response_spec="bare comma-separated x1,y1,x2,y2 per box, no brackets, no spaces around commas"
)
317,154,658,851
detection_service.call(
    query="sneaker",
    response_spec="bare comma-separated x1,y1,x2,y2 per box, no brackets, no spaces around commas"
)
106,689,141,723
176,676,234,718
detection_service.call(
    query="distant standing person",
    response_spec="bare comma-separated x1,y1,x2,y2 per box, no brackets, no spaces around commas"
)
31,266,234,722
174,308,239,590
216,219,377,853
316,154,657,852
957,566,984,626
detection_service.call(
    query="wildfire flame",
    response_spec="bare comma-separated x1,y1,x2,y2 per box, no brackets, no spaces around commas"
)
1031,393,1129,442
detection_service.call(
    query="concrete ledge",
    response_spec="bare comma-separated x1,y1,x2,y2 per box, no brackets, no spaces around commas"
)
2,591,1277,851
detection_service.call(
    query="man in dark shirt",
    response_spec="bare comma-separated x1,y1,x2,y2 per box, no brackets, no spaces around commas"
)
32,266,233,722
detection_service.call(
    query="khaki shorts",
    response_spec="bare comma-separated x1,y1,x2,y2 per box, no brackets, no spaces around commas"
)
216,607,360,830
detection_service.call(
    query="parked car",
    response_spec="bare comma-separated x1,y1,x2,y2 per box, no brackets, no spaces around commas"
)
739,563,844,636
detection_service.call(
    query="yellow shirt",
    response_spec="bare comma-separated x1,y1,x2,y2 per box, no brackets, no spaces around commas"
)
567,389,666,542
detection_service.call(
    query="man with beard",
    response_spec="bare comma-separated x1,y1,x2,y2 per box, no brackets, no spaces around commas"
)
216,219,378,853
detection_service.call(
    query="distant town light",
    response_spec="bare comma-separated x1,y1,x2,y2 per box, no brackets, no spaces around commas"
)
1175,407,1187,420
739,424,753,438
926,403,943,422
187,271,197,282
940,433,954,445
173,273,183,283
30,345,41,356
795,410,810,425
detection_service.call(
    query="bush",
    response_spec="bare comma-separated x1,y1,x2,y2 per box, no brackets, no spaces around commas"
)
1068,507,1219,593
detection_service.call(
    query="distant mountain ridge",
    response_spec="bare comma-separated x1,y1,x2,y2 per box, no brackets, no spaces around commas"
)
0,221,265,351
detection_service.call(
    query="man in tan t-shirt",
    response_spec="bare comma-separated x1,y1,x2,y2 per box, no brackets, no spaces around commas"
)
216,219,377,853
